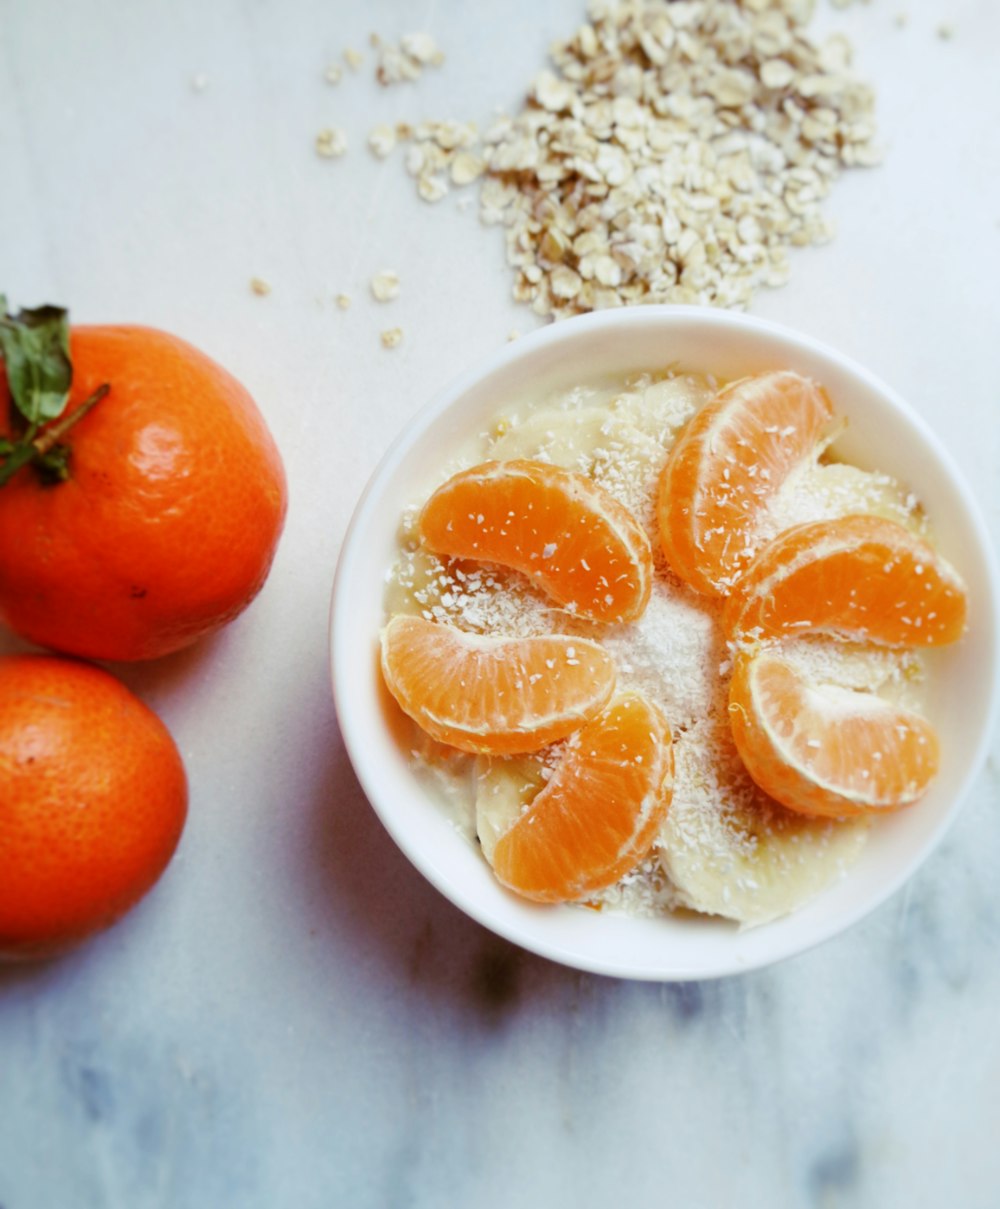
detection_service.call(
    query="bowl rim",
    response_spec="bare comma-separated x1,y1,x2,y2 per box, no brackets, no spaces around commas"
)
330,305,1000,981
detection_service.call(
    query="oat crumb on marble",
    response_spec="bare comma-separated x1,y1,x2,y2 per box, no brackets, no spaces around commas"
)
381,326,404,349
250,277,272,297
343,48,364,71
368,124,397,158
371,270,401,302
936,23,955,40
375,32,444,86
315,127,348,158
335,293,352,310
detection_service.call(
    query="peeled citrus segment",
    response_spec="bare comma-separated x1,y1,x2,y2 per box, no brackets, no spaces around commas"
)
728,647,940,818
379,614,616,755
418,459,653,623
657,370,836,595
490,692,674,903
723,513,968,646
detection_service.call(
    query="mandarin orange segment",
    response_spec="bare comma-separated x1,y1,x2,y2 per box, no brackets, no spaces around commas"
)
380,614,616,755
490,692,674,903
722,513,968,646
418,458,652,623
728,647,939,819
657,370,836,595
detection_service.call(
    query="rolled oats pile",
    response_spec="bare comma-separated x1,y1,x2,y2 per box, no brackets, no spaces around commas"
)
476,0,881,317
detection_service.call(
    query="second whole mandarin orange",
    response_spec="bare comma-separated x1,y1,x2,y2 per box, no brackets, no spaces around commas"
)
0,654,188,960
0,325,287,661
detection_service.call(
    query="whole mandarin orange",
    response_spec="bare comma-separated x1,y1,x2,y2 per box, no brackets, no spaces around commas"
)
0,654,188,960
0,326,287,660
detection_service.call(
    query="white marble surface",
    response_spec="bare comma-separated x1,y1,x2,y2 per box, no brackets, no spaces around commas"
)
1,1,999,1205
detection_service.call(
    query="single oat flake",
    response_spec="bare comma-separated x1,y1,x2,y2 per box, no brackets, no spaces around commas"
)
381,326,404,349
371,270,401,302
315,127,348,159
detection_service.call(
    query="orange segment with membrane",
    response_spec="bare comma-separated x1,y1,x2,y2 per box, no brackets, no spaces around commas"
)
491,692,674,903
657,371,836,594
728,647,939,818
418,459,652,623
380,614,616,755
723,514,968,646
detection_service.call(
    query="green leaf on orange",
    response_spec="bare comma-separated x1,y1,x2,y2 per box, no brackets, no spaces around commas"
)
0,295,73,426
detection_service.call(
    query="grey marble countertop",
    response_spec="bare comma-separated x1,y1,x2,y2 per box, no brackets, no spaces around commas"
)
1,1,998,1206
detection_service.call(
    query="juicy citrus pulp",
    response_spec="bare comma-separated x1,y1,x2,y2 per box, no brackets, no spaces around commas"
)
657,370,836,594
728,647,939,818
380,614,617,755
490,692,674,903
418,458,653,623
722,513,968,646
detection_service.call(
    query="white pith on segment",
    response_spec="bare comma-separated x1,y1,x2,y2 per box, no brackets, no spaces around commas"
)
680,371,833,592
746,651,938,809
490,693,674,901
419,459,652,622
726,515,968,644
380,616,616,743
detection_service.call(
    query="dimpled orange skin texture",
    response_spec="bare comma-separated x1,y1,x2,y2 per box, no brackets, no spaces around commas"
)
0,326,288,661
418,458,653,623
491,692,674,903
0,655,188,960
657,371,836,595
380,614,616,754
723,514,968,646
728,648,940,819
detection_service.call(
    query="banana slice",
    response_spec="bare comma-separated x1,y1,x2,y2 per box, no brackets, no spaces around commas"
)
474,754,548,865
608,374,712,445
488,406,629,467
765,460,929,541
658,715,869,928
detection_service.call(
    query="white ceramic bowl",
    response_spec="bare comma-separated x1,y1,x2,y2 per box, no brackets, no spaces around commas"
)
331,307,999,981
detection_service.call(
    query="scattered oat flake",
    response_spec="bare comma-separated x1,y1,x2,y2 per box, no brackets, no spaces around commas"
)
336,293,351,310
381,326,404,349
343,48,363,70
936,23,955,40
315,127,348,158
371,270,401,302
450,151,485,186
376,32,444,85
368,124,397,158
324,63,342,85
250,277,271,297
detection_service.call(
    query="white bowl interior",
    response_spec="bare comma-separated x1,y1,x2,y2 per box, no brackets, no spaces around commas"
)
331,307,999,980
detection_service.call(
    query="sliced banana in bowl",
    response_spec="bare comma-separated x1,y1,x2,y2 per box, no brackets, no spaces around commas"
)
659,716,870,928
